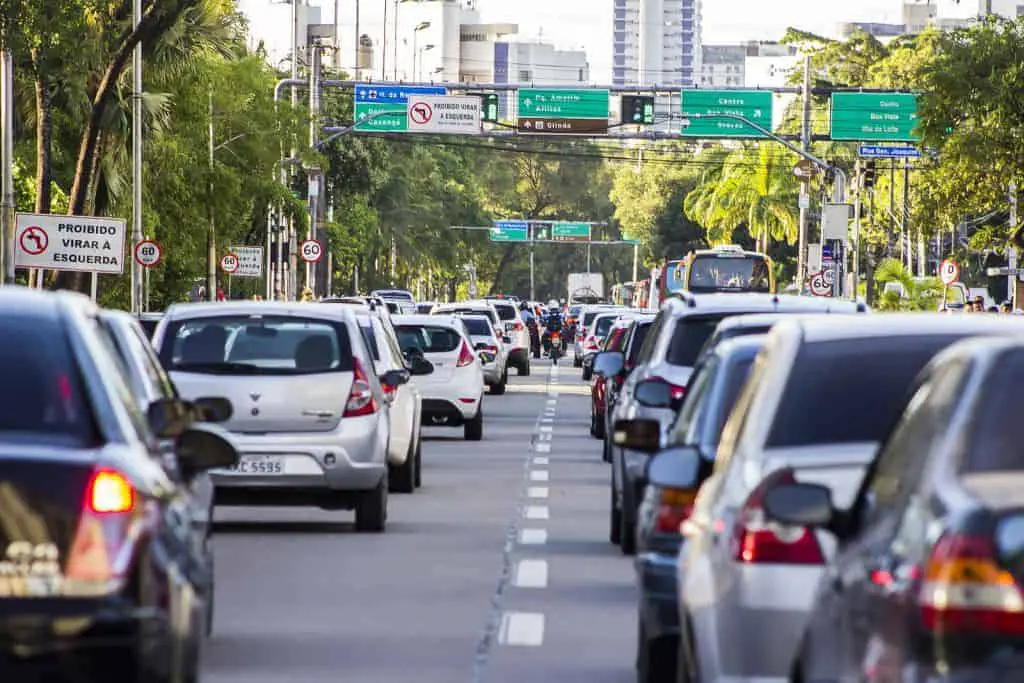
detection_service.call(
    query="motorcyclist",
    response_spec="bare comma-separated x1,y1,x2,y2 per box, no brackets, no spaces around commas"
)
542,305,564,354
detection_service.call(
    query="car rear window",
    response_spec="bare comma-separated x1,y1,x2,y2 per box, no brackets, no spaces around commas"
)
0,315,99,446
439,308,498,325
462,318,493,336
594,315,617,337
627,322,652,364
493,304,517,321
416,304,434,314
666,315,731,367
766,335,967,448
373,290,413,302
395,325,463,354
359,323,380,360
159,315,355,375
962,349,1024,473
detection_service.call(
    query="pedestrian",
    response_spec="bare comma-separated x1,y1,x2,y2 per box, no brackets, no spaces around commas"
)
300,287,314,302
1001,301,1013,314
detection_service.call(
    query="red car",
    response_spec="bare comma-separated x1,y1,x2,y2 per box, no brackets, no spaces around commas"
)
590,321,631,439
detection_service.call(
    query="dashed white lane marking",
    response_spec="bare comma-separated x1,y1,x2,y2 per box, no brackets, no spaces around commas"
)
535,443,551,453
519,528,548,545
514,559,549,588
539,432,552,441
533,456,549,465
546,398,557,406
530,470,549,482
528,486,549,499
525,505,549,520
539,425,553,433
499,612,545,646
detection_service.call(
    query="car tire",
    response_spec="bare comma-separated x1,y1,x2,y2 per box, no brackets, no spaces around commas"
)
520,361,530,376
355,477,388,533
464,407,483,441
414,438,422,488
491,371,507,395
574,356,582,368
582,366,592,381
677,615,700,683
602,434,613,463
389,443,416,494
620,478,637,555
637,621,678,683
610,483,622,545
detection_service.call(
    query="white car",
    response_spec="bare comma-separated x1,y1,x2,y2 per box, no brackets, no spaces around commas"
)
458,313,508,394
347,305,426,493
371,289,417,315
393,314,486,441
486,299,532,376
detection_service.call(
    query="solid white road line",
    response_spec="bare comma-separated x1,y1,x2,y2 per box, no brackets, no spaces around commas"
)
532,456,549,465
499,612,545,646
514,559,549,588
530,470,549,482
528,486,549,499
519,528,548,545
534,443,551,453
525,505,549,520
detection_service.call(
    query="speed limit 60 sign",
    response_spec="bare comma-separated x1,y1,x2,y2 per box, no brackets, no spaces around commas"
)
220,253,240,274
299,239,323,263
134,239,162,267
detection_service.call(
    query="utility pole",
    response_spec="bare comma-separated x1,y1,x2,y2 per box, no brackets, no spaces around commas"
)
795,55,812,290
0,49,14,284
632,243,639,283
131,0,143,312
529,244,535,301
381,0,388,80
852,160,862,299
1010,181,1018,309
889,160,896,262
207,91,217,302
306,37,322,295
392,0,399,80
354,0,360,78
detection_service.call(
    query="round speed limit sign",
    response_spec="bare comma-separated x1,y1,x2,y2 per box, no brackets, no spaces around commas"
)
939,259,960,286
300,239,323,263
822,267,836,286
134,239,162,267
220,253,239,274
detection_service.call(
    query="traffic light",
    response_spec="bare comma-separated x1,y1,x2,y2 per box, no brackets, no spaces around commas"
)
479,93,499,123
621,95,655,125
862,160,876,189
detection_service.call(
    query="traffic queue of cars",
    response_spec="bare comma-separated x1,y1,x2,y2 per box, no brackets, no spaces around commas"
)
584,292,1024,683
0,285,534,680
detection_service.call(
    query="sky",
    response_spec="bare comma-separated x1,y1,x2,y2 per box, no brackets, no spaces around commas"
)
241,0,979,82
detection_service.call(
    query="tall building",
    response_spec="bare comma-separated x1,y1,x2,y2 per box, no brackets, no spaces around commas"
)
612,0,700,87
700,45,746,87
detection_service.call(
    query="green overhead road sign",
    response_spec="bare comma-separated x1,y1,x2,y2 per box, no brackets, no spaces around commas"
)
830,93,919,142
552,222,592,242
353,85,447,132
680,90,773,139
490,220,529,242
517,89,610,135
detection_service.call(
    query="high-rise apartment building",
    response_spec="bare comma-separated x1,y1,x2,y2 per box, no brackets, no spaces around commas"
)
612,0,700,87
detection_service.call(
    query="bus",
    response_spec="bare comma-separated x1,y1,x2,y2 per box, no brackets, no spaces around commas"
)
632,278,651,309
611,282,636,307
661,245,775,296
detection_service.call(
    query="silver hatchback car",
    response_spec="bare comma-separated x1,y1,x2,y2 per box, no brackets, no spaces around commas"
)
153,302,408,532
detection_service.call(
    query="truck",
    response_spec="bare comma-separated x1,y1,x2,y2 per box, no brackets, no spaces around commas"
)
567,273,605,304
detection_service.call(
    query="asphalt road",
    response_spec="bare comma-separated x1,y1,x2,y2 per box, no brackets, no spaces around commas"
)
200,359,636,683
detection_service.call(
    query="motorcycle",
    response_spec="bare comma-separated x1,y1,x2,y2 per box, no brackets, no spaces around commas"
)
549,332,563,364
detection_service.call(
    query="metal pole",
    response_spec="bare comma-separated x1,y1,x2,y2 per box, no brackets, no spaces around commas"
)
144,262,150,311
852,179,861,300
392,0,399,80
381,0,388,80
0,50,14,284
529,245,535,300
131,0,143,312
1010,182,1018,309
796,55,811,290
354,0,360,78
90,272,98,302
889,160,897,262
632,243,639,283
207,91,217,302
307,42,321,294
586,243,592,273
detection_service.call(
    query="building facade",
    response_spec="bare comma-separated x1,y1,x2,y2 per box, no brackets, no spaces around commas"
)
613,0,700,87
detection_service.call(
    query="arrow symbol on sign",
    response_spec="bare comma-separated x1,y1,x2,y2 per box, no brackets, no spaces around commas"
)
523,98,532,107
753,109,762,117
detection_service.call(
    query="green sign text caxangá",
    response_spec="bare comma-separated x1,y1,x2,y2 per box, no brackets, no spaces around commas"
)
680,90,773,139
830,93,919,142
353,102,407,132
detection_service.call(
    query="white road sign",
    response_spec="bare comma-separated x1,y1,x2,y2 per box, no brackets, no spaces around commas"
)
134,239,162,267
220,253,239,274
407,95,482,134
808,271,831,297
231,246,264,278
14,213,126,274
939,259,960,286
299,239,323,263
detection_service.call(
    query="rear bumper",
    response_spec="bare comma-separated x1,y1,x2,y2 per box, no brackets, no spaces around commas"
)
422,397,479,426
636,551,680,640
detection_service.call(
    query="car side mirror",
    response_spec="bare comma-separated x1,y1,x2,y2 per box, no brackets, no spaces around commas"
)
635,380,673,409
147,398,192,439
612,418,661,453
175,423,240,480
593,351,625,378
763,482,836,529
644,446,702,490
408,356,434,376
474,342,489,351
380,369,411,388
192,396,233,423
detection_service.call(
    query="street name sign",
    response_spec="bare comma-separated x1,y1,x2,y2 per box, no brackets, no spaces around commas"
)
552,222,591,242
407,95,481,134
490,220,529,242
831,93,919,142
680,90,773,139
354,85,447,132
517,89,609,135
14,213,126,274
231,246,264,278
858,144,921,159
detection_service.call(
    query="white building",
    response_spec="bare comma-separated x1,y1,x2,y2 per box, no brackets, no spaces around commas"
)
613,0,699,88
242,0,322,71
700,45,746,87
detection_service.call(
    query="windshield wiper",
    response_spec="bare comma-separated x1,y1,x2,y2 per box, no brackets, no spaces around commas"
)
173,361,260,374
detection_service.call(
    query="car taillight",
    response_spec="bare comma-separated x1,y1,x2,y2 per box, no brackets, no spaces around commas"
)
344,358,378,417
649,376,686,401
731,468,824,565
456,341,475,367
656,487,697,533
382,382,398,399
585,335,599,350
918,532,1024,635
485,344,499,354
89,470,135,514
66,468,137,589
514,320,524,331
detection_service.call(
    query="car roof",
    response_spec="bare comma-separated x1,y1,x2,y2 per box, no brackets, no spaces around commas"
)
665,293,867,316
393,314,462,328
784,313,1024,344
0,285,92,319
714,311,854,331
709,333,769,359
164,301,358,324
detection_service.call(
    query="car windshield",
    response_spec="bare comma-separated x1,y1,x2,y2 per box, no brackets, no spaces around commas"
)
159,315,355,375
666,314,732,367
594,315,617,337
373,290,413,302
440,308,498,325
688,255,771,293
766,335,969,447
0,315,100,446
461,318,493,336
395,325,463,354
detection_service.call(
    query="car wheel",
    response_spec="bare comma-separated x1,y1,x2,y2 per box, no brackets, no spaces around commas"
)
520,361,530,376
414,438,422,488
610,482,622,545
582,367,592,381
602,433,612,463
574,356,582,368
464,407,483,441
491,371,507,395
590,410,598,438
355,477,388,533
389,442,416,494
620,477,637,555
637,619,678,683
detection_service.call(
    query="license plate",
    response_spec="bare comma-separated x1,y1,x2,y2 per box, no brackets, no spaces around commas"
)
226,456,285,474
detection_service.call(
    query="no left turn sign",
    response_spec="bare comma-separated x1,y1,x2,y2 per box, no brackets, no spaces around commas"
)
134,239,162,267
300,239,323,263
409,101,433,125
19,225,48,255
220,253,240,274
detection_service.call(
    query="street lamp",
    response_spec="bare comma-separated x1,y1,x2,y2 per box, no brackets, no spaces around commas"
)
412,21,430,82
418,44,435,81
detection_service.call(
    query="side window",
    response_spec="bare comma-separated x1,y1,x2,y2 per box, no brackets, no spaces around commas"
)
668,356,719,446
635,313,667,364
125,324,175,398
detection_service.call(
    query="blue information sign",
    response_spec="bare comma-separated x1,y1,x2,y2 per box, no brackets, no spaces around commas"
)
490,220,530,242
354,85,448,104
857,145,921,159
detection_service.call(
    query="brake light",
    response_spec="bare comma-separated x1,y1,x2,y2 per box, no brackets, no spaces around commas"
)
66,468,137,589
731,468,824,565
344,358,378,417
456,341,475,367
649,376,686,401
382,382,398,400
585,335,599,350
656,488,697,533
514,320,524,332
918,532,1024,635
88,470,135,514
